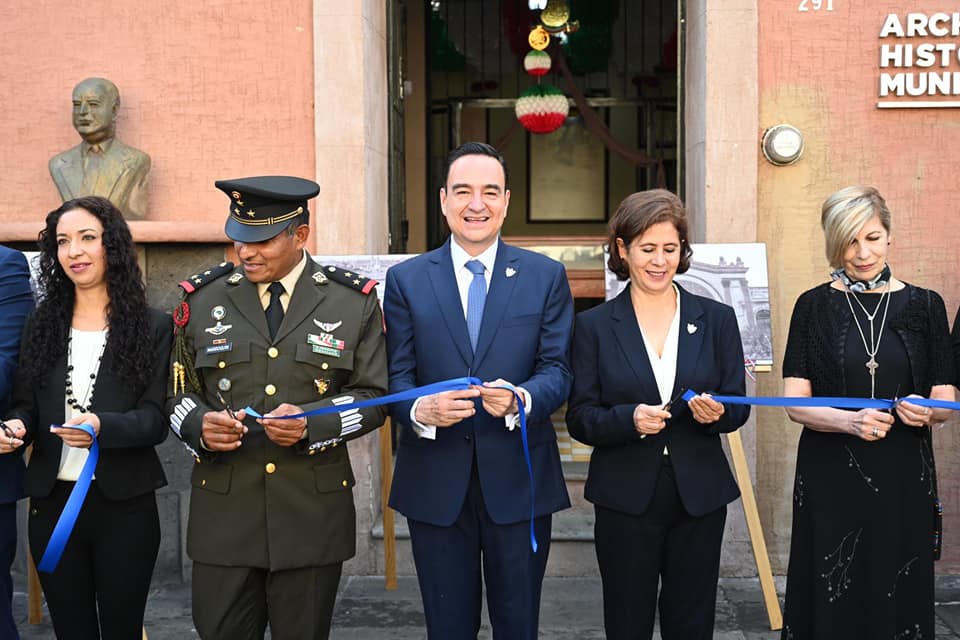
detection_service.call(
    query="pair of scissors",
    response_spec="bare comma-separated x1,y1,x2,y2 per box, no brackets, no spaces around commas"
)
216,391,238,421
639,388,686,440
662,387,687,413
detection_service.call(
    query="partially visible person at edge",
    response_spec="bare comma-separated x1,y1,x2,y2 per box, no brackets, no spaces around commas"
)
384,142,573,639
566,189,750,640
166,175,388,639
0,244,34,639
0,196,171,638
780,185,955,639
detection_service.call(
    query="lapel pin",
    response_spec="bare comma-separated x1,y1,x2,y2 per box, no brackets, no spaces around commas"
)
687,323,698,334
505,267,517,278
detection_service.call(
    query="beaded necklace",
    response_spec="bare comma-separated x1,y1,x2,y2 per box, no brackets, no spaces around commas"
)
65,329,108,413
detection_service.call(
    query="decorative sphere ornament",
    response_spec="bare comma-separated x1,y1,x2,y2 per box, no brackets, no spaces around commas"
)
528,25,550,51
523,50,552,76
540,0,571,28
515,84,569,134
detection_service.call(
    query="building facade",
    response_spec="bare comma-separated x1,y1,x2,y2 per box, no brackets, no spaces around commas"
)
1,0,959,583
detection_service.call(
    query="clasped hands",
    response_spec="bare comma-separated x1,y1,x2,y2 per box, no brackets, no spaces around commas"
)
633,393,725,436
414,379,519,427
850,395,933,442
201,403,307,451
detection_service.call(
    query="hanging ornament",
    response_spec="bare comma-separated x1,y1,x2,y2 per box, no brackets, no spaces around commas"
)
528,25,550,51
523,50,552,76
515,84,569,134
540,0,571,29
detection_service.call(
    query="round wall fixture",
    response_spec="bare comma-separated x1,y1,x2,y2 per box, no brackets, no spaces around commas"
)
761,124,804,166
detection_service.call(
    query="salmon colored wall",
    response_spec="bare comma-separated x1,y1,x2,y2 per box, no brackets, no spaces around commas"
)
758,1,960,570
0,0,316,241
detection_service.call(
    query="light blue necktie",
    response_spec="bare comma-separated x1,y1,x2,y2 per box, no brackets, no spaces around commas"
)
465,260,486,352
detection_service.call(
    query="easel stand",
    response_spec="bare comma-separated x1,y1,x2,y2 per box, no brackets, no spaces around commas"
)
726,430,782,630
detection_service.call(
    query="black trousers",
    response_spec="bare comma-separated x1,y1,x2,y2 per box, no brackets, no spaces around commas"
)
408,461,552,640
191,561,343,640
29,481,160,640
594,458,727,640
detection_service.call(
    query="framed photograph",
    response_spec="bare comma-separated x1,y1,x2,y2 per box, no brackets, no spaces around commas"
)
527,119,607,223
605,242,773,369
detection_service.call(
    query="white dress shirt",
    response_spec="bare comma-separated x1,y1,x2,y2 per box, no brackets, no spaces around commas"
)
411,238,531,439
638,284,680,454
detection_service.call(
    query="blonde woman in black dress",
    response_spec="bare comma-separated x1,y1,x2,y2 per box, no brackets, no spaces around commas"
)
781,186,954,639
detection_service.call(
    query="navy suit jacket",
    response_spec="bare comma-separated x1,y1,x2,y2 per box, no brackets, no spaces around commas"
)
566,284,749,518
0,247,33,505
385,239,573,526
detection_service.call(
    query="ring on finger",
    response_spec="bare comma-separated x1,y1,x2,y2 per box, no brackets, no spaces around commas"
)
871,428,880,438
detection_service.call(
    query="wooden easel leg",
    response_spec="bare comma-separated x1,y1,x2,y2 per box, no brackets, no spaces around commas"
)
379,418,397,590
726,430,783,631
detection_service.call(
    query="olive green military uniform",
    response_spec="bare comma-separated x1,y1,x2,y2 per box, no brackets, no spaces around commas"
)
166,258,387,639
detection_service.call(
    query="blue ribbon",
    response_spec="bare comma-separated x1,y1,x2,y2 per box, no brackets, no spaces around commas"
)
681,389,960,411
243,376,482,419
244,376,540,553
38,422,98,573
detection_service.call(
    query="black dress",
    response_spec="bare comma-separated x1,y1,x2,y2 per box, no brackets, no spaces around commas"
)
781,283,954,640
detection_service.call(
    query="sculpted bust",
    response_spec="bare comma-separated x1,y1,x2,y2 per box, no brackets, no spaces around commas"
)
49,77,151,220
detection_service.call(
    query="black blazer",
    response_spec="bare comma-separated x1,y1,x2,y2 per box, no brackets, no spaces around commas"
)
8,308,171,501
566,284,749,517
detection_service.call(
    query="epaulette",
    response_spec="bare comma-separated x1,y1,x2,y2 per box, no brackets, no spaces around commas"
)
178,262,235,294
172,261,234,396
322,265,378,295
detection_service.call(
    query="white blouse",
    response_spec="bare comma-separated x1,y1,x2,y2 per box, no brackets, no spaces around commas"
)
58,328,107,481
637,284,680,454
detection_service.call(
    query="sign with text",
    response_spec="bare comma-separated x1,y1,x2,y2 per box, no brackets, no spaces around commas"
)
878,11,960,108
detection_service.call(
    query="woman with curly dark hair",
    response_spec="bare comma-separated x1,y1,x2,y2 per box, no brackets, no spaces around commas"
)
0,196,171,638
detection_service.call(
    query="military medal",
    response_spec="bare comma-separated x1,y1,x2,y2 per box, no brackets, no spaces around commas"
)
211,306,226,320
314,378,329,395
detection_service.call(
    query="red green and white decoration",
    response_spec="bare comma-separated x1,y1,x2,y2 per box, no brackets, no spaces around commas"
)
515,84,569,134
523,50,552,76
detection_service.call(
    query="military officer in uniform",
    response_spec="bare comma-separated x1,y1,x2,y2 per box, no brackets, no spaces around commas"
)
166,176,388,640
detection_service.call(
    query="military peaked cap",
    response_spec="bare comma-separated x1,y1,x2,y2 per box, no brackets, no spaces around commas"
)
216,175,320,243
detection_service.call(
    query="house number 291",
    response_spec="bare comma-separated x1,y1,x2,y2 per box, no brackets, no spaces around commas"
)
798,0,834,10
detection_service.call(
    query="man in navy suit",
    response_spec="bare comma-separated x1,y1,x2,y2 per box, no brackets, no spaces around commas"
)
384,142,573,639
0,246,34,639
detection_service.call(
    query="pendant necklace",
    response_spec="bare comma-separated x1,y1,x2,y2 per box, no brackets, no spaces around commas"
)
842,282,892,399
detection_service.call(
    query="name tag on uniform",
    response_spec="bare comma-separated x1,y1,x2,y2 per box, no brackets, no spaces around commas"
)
311,345,341,358
205,342,233,355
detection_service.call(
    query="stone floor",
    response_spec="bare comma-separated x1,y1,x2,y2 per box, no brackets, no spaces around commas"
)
13,575,960,638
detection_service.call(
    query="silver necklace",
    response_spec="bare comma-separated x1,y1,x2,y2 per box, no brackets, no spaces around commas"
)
842,284,892,399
